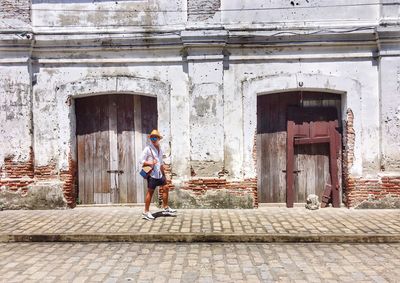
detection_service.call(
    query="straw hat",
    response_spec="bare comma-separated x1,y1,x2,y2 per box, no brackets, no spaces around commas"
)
149,129,163,139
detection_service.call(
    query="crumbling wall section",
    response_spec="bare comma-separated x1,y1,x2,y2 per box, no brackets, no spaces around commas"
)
0,0,31,27
187,0,220,22
166,178,257,209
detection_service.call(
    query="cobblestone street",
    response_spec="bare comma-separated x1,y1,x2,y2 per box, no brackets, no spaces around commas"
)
1,207,400,238
0,242,399,283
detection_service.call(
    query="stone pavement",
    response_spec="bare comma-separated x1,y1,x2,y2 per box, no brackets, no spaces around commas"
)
0,242,400,282
1,207,400,243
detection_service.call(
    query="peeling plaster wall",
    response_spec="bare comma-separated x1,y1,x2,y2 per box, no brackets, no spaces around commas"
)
380,57,400,171
0,0,31,30
224,56,380,180
221,0,380,27
33,60,189,174
0,65,32,169
32,0,186,29
188,59,224,177
1,0,400,208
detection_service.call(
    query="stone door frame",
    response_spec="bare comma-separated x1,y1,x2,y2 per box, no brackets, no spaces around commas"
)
55,76,171,204
242,73,364,205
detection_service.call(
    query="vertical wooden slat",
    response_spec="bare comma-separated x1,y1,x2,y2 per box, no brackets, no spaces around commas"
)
126,95,136,203
76,99,86,204
116,95,128,203
84,99,94,204
93,96,102,204
109,95,119,203
114,94,137,203
277,132,287,203
100,95,111,204
77,135,85,203
286,120,295,208
270,134,278,202
256,133,263,203
329,124,340,207
134,95,144,203
262,133,270,202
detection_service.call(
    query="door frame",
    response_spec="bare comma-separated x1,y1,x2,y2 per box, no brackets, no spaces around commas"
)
55,76,171,204
241,73,361,206
256,92,343,206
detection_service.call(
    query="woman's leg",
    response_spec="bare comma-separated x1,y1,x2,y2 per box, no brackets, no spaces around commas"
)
161,186,169,208
144,189,154,212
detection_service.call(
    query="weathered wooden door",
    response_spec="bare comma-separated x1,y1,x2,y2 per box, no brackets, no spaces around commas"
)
257,92,342,204
76,94,157,204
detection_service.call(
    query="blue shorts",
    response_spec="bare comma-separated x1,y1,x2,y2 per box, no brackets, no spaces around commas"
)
147,176,167,190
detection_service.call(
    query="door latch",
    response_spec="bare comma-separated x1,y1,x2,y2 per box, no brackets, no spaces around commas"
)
282,170,301,174
107,170,124,174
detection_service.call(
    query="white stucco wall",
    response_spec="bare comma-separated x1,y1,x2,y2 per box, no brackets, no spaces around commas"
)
32,59,190,173
380,56,400,171
32,0,187,30
0,64,32,168
225,58,379,180
1,0,399,206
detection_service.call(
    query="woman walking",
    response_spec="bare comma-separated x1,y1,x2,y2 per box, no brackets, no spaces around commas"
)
140,129,176,220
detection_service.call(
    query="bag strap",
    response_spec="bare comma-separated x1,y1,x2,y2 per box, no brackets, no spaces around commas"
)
149,146,156,161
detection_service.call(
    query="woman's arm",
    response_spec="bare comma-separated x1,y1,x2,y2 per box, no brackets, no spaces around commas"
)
144,160,157,167
140,147,157,167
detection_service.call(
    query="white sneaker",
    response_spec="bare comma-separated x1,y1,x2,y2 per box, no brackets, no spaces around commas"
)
163,206,177,215
142,211,155,220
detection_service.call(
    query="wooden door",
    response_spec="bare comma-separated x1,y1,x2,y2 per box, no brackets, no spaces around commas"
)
76,94,157,204
257,92,342,204
293,143,330,203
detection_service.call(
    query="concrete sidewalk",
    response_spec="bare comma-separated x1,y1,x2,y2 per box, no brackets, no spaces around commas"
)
1,207,400,243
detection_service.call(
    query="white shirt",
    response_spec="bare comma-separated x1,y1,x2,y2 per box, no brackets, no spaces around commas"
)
140,144,164,179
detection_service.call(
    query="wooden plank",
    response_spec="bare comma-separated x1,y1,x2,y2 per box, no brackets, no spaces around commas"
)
77,135,85,204
109,95,119,203
93,96,102,204
99,95,111,204
329,125,340,208
84,101,94,204
277,132,287,203
76,99,86,204
256,133,264,203
134,95,145,203
271,134,281,203
116,95,128,203
286,120,295,208
126,95,136,203
266,133,274,202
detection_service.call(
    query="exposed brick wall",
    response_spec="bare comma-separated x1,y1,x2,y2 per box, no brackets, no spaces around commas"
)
342,108,400,207
0,148,34,192
170,177,258,207
0,150,34,179
0,0,31,24
34,162,57,180
0,149,77,208
347,176,400,207
60,155,77,208
187,0,220,21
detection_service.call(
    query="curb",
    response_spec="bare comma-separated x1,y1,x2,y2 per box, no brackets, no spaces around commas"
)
1,233,400,243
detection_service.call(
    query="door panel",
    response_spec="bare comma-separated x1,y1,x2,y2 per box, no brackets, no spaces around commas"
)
76,94,157,204
257,93,300,203
116,94,136,203
294,143,330,203
257,92,342,204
